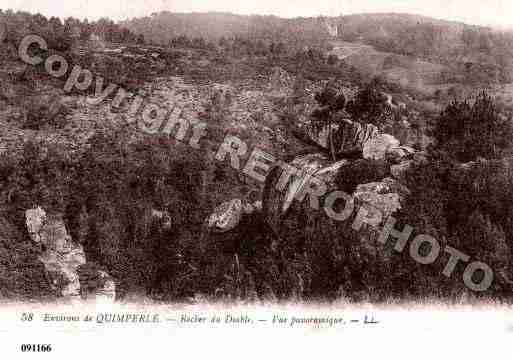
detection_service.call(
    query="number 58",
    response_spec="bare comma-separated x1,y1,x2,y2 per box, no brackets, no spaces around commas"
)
21,313,33,322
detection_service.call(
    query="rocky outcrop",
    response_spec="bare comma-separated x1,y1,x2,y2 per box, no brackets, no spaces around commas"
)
354,177,409,219
26,206,47,244
262,155,402,232
305,119,414,163
306,119,379,155
207,117,417,262
0,214,54,300
336,120,380,154
26,207,86,299
25,206,115,302
256,148,412,299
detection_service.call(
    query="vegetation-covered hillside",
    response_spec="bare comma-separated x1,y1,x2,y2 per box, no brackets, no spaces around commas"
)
0,9,512,304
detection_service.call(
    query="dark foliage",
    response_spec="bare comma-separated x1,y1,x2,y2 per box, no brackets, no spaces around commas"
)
433,92,513,162
311,84,347,160
346,79,392,126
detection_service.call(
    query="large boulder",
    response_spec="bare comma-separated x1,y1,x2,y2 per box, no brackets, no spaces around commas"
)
386,146,415,164
207,198,263,233
363,134,400,160
306,119,380,155
207,199,244,233
305,120,408,162
338,120,380,153
26,206,47,243
354,177,409,220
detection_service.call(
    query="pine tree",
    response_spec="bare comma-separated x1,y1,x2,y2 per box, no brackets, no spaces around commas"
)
311,84,346,161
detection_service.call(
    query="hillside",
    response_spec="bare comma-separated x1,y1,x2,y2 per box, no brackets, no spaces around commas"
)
0,9,512,304
123,12,513,87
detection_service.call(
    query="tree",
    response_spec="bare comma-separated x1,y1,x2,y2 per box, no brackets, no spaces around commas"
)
346,79,391,126
311,84,346,161
433,92,513,162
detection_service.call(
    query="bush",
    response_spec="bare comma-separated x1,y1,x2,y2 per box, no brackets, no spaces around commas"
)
433,92,513,162
346,79,392,127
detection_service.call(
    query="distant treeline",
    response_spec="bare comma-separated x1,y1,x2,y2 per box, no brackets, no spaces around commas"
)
122,12,334,52
0,9,144,51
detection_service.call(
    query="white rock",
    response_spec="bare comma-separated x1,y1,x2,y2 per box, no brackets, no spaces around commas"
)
25,207,115,302
25,206,47,243
363,134,400,160
354,178,408,219
208,199,243,233
386,146,415,163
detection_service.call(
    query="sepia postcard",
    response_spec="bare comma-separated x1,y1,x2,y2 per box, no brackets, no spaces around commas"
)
0,0,512,357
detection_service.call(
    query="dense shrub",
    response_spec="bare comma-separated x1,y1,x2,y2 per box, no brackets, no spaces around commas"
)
433,92,513,162
346,79,393,126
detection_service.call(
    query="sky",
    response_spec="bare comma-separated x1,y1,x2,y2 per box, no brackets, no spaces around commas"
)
2,0,513,28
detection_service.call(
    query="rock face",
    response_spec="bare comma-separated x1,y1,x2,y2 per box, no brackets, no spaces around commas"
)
306,119,410,163
337,120,380,154
260,116,417,240
25,206,115,302
26,207,86,299
307,120,380,155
